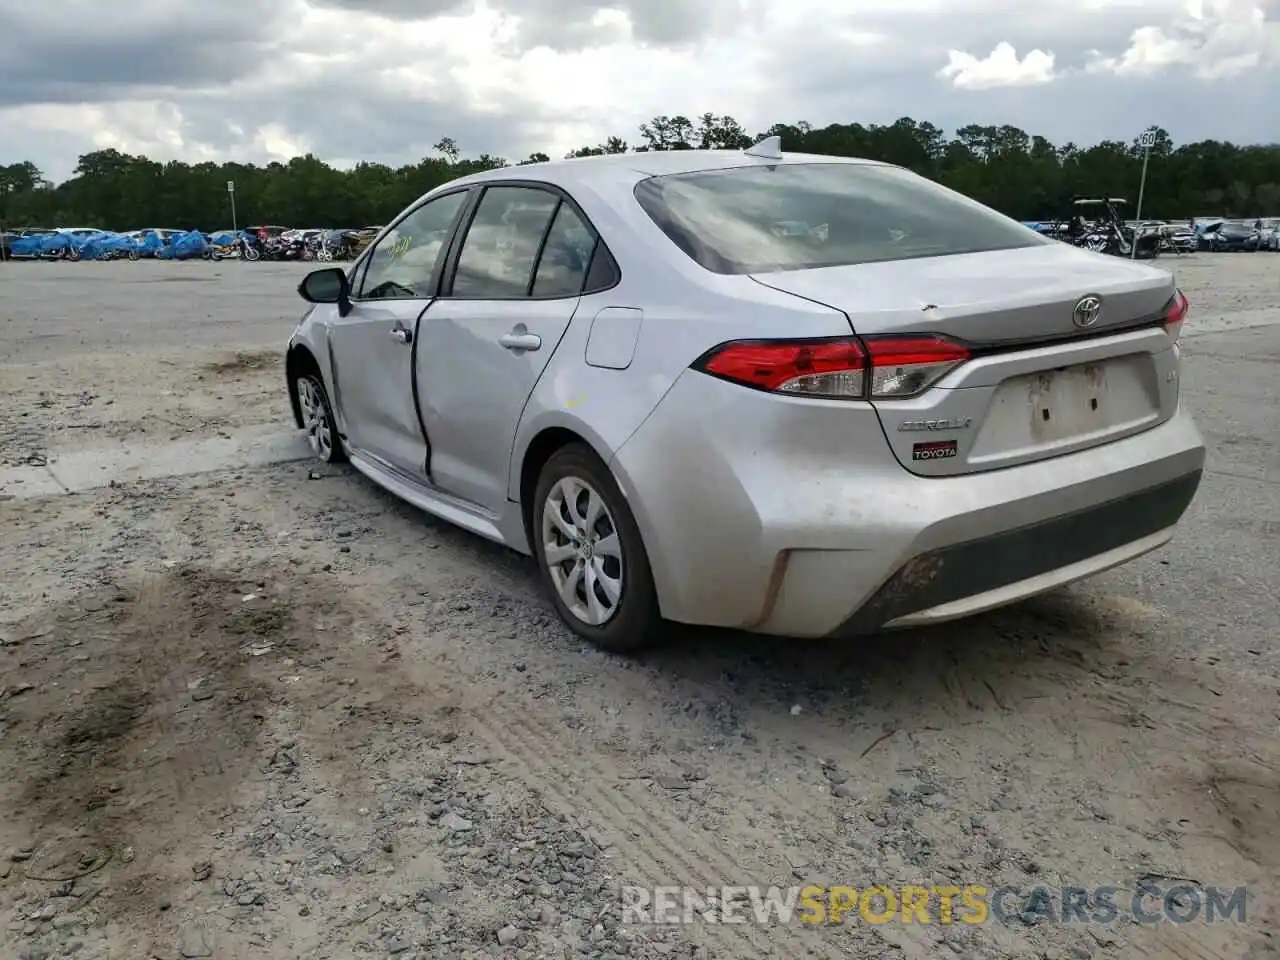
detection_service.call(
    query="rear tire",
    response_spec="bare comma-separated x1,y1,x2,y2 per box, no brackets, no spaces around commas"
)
532,444,661,654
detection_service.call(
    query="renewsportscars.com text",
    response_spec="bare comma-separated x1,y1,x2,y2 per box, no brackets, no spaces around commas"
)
621,884,1248,927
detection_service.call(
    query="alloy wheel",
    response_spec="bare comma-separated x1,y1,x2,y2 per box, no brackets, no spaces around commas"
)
296,376,334,460
540,476,624,626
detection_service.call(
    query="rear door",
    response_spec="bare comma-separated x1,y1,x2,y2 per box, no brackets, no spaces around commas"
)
416,183,598,513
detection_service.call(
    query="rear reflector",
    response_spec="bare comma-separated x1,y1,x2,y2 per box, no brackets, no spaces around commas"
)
1162,289,1188,342
694,334,970,400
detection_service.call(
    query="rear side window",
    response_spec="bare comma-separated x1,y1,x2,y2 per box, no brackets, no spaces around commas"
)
633,162,1049,275
531,204,596,298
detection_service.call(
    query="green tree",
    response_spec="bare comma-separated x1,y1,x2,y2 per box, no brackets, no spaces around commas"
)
4,113,1279,229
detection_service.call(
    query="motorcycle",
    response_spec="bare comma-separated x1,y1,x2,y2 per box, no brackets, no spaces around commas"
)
314,229,353,262
262,235,312,261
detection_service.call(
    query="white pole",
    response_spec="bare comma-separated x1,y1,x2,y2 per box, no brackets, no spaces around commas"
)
1132,133,1153,259
228,181,238,234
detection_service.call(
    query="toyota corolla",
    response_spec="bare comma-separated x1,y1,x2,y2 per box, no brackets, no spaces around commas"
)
285,139,1205,652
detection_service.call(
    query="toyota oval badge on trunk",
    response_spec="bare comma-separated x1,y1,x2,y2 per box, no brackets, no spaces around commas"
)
1073,295,1103,328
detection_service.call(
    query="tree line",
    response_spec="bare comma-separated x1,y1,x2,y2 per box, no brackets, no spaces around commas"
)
2,113,1278,231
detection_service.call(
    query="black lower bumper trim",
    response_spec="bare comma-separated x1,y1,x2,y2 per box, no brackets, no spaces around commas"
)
834,469,1202,635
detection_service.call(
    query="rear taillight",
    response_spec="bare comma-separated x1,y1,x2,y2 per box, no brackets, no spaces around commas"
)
862,336,970,399
694,334,970,400
1162,289,1188,342
698,338,868,398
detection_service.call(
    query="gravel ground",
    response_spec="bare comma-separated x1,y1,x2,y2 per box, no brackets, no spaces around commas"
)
1,253,1278,960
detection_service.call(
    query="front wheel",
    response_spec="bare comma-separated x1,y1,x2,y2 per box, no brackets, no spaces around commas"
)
532,444,661,654
295,373,346,464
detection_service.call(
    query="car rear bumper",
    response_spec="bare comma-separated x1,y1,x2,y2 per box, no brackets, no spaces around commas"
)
831,469,1198,634
610,370,1205,637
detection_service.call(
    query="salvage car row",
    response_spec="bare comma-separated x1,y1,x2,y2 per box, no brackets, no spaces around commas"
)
1021,203,1279,256
0,225,382,262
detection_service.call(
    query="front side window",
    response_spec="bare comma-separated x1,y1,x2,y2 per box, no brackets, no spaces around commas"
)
634,162,1049,275
357,190,468,300
451,187,560,298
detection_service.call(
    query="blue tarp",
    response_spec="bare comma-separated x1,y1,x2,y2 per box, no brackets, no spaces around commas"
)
134,231,166,256
156,229,209,260
42,233,73,254
78,232,132,259
9,233,55,256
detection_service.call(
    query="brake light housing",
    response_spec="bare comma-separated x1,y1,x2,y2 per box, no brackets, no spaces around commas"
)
693,334,970,400
1162,289,1188,342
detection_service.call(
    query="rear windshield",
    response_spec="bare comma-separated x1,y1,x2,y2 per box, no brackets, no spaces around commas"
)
633,162,1048,275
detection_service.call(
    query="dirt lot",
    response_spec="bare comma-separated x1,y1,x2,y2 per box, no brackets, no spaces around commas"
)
1,253,1279,960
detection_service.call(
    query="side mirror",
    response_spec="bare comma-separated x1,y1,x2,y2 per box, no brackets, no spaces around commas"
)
298,267,350,314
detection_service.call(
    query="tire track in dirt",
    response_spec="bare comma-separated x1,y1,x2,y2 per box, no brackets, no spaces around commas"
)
470,709,854,959
471,720,788,958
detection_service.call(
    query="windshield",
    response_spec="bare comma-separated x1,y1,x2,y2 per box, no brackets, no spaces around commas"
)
633,162,1049,275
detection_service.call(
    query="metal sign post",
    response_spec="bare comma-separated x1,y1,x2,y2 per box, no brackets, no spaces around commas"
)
227,180,238,234
1132,130,1156,259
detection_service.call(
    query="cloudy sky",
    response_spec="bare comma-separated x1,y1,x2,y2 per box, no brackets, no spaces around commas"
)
2,0,1277,182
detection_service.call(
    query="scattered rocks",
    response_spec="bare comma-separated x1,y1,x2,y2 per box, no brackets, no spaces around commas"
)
179,928,212,958
496,924,523,947
439,812,473,832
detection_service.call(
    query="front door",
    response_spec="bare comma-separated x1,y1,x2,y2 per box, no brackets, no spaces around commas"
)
327,189,470,478
417,185,603,513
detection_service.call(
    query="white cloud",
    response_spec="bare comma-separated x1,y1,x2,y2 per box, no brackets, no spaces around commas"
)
938,41,1058,89
0,0,1277,181
1087,0,1277,77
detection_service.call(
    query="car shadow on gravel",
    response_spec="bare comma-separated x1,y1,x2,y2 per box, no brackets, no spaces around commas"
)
345,465,1124,719
638,587,1117,697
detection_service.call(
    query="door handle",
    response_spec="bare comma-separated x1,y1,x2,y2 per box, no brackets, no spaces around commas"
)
389,326,412,345
499,332,541,352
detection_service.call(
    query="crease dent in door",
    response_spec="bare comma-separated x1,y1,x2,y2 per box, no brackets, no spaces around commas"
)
409,300,437,479
325,335,348,437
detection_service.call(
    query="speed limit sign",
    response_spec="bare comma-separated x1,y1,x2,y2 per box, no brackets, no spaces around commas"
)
1138,130,1157,149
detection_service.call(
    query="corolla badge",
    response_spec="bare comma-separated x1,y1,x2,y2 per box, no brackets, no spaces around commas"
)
898,417,972,432
1073,295,1103,328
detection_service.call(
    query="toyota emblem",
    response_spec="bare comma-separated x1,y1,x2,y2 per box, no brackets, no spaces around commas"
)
1073,295,1103,328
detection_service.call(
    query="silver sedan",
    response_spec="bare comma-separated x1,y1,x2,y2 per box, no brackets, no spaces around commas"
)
285,140,1205,652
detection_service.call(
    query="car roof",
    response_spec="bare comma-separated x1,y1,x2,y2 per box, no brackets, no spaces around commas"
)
439,149,887,195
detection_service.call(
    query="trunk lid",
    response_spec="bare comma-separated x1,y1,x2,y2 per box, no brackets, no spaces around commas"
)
750,243,1173,344
751,245,1181,477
